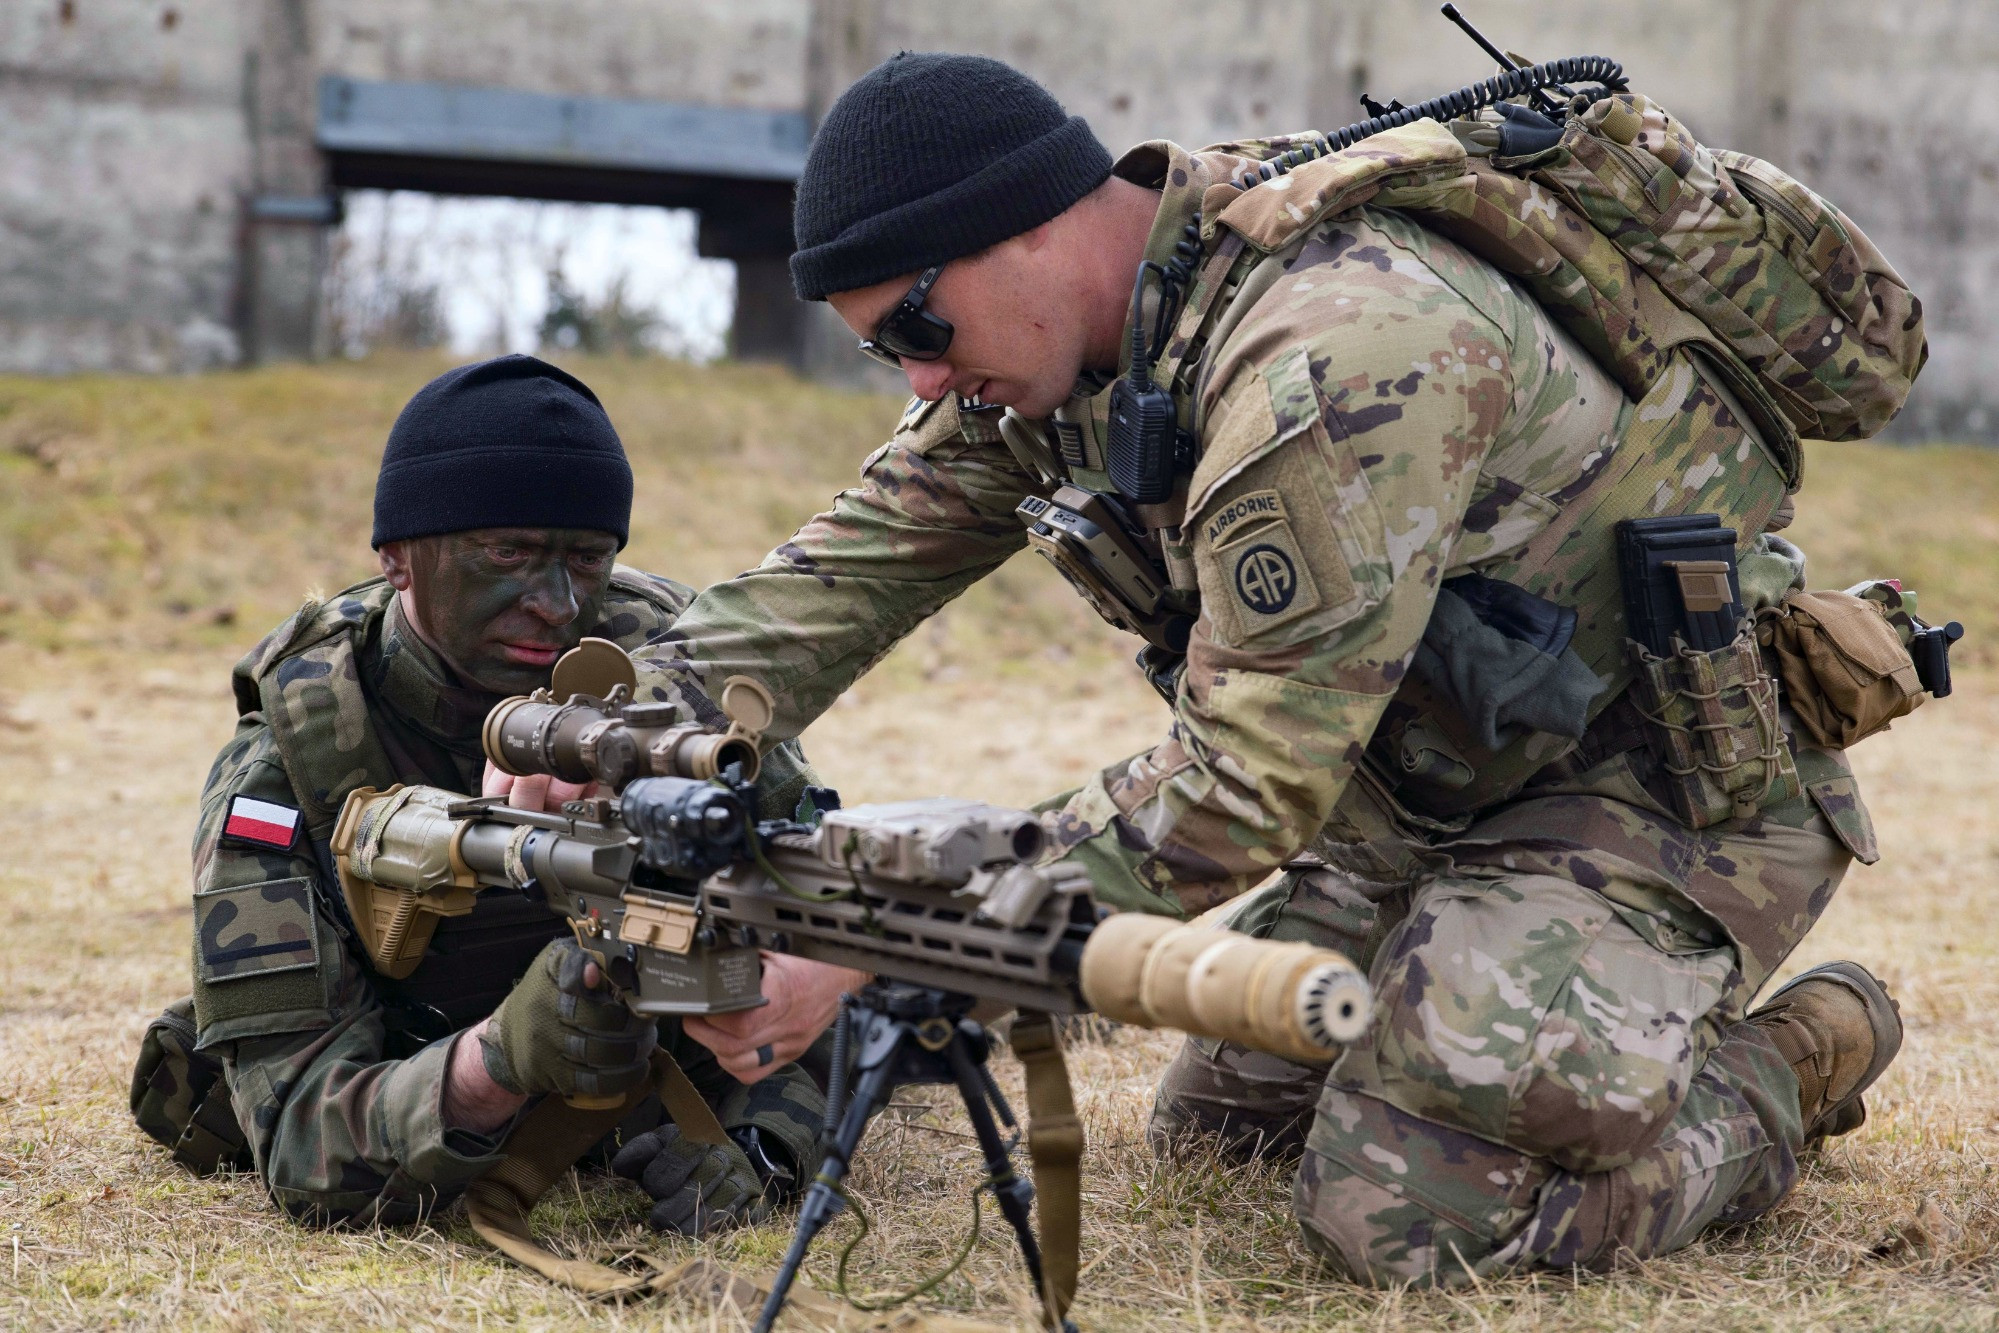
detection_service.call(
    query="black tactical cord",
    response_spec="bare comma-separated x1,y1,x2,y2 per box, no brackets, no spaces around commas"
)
1243,54,1631,186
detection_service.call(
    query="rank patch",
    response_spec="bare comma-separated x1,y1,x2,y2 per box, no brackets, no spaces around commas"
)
223,795,301,851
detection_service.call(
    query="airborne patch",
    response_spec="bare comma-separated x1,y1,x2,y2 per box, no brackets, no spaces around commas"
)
1203,489,1288,546
1216,516,1328,636
222,794,301,851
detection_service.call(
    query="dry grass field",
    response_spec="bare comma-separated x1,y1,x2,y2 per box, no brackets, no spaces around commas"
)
0,353,1995,1331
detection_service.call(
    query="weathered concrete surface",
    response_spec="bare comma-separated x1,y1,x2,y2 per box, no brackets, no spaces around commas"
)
0,1,251,372
836,0,1993,440
5,0,1993,439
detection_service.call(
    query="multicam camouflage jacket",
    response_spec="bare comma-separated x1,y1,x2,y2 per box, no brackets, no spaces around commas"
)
641,112,1913,922
186,571,822,1226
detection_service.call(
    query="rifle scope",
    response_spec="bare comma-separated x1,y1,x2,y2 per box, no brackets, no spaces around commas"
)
483,694,761,791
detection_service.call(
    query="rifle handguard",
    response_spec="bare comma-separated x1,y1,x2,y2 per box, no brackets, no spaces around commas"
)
1078,914,1370,1063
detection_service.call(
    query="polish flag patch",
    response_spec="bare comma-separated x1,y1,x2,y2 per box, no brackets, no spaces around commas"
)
223,795,302,851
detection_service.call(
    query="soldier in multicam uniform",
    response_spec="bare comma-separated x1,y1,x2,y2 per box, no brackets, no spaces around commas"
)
140,356,822,1235
641,55,1921,1282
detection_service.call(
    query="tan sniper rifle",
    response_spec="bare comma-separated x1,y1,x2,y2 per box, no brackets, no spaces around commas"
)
329,641,1370,1329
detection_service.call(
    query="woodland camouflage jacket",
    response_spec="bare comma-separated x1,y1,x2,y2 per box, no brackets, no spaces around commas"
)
189,571,822,1225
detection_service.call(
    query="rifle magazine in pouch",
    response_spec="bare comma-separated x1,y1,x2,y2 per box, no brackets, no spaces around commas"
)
130,995,253,1176
1628,628,1801,829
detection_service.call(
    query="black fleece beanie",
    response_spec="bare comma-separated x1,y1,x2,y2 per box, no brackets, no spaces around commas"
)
789,52,1113,301
371,355,633,548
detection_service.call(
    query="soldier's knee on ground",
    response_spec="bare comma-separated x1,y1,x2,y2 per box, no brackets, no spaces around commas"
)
1144,868,1369,1161
1289,1087,1534,1287
1147,1035,1323,1162
1357,872,1737,1172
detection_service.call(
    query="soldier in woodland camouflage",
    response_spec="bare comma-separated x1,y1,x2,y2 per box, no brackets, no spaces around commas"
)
146,356,822,1232
640,54,1921,1283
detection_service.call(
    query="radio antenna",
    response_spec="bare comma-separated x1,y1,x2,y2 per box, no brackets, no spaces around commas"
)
1439,4,1562,114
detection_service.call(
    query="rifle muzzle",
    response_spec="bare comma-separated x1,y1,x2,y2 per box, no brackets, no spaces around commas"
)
1078,914,1370,1063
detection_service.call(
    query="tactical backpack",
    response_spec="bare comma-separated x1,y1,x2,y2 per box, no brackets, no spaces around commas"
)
1145,80,1927,823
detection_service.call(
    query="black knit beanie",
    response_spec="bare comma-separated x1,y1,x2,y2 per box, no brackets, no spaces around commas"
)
789,52,1114,301
371,355,634,548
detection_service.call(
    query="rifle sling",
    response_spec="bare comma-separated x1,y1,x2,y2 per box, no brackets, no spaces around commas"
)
463,1045,730,1297
464,1032,1072,1331
1010,1011,1083,1329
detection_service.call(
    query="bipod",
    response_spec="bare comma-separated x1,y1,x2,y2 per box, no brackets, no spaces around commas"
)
754,982,1071,1333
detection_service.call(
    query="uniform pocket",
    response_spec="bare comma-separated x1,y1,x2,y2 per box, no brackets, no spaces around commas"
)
1805,774,1879,865
1364,871,1733,1174
194,878,319,983
130,996,252,1175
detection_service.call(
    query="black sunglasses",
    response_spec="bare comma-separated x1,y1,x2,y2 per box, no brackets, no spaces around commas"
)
856,266,953,369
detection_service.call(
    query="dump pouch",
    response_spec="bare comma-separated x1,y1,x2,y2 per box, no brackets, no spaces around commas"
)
1628,628,1800,829
1757,589,1926,748
1409,578,1605,753
130,996,252,1176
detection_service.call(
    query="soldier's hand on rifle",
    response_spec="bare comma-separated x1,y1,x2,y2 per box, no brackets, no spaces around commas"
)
685,953,871,1083
481,760,595,813
478,937,658,1101
611,1125,771,1235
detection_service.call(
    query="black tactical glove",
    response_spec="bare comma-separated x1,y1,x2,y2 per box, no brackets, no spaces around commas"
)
610,1124,787,1236
479,938,657,1101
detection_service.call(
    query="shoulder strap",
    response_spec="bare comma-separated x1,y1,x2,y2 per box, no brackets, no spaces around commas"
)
253,580,400,839
604,565,693,632
464,1048,737,1297
466,1048,729,1295
1200,118,1469,254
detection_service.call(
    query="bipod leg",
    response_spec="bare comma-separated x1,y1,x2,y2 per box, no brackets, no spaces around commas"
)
943,1034,1072,1331
753,1024,905,1333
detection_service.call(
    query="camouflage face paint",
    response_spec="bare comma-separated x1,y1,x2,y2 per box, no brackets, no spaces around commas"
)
403,527,619,695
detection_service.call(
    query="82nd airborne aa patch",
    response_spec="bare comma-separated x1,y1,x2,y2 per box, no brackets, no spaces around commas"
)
1236,543,1302,613
222,795,301,851
1212,492,1324,638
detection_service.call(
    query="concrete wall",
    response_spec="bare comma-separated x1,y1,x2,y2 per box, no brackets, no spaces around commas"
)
833,0,1991,439
308,0,807,108
0,1,252,372
4,0,1993,439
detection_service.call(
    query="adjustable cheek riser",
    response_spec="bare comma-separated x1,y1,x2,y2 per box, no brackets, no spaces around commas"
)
1077,914,1371,1064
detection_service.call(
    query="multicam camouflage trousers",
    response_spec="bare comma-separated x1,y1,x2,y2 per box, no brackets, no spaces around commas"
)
1150,754,1860,1285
